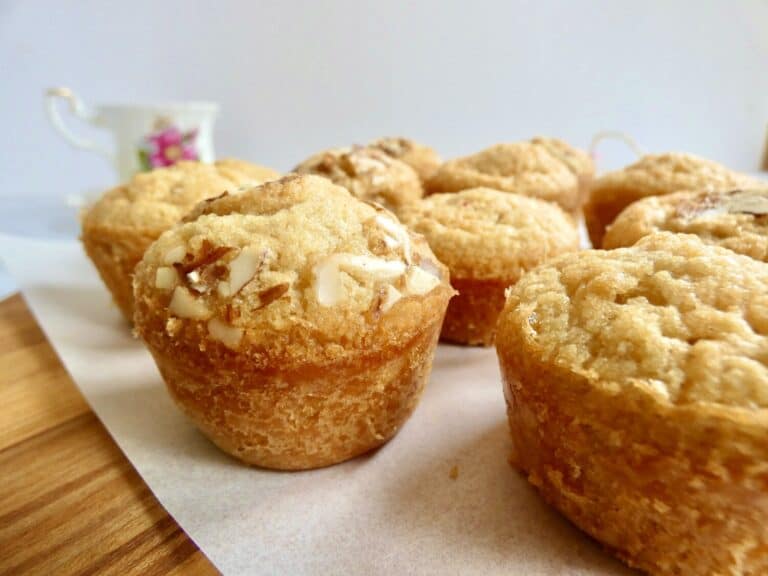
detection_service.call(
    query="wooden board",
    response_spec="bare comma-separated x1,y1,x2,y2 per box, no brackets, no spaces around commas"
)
0,294,219,575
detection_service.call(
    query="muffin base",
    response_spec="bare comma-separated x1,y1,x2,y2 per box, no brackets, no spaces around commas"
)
82,227,152,322
497,353,768,575
151,317,444,470
584,184,649,248
440,278,509,347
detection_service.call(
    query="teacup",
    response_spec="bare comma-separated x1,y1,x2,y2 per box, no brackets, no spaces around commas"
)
46,87,219,181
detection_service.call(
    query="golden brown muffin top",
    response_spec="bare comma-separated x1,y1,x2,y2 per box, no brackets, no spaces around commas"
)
399,188,579,280
498,232,768,410
367,137,442,181
604,189,768,261
530,137,594,179
133,175,452,364
587,153,755,211
82,159,280,235
293,146,422,211
425,139,588,213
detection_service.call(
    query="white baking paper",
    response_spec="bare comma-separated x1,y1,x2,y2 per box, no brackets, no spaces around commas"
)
1,233,632,575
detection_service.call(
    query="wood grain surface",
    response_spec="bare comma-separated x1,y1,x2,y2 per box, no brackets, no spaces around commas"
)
0,294,219,576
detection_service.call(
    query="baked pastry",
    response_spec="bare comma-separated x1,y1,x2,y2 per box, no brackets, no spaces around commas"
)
294,146,422,213
133,174,453,470
424,138,593,216
496,232,768,575
603,188,768,261
82,159,279,321
584,152,755,248
400,188,578,345
368,137,442,181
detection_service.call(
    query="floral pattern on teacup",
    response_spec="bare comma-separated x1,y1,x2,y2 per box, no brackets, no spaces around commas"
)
138,118,199,170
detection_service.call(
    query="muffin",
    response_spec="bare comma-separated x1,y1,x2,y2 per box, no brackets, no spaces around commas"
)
496,232,768,575
603,188,768,261
584,152,755,248
133,174,453,470
424,138,593,216
368,137,442,181
400,188,579,346
82,159,280,320
294,146,423,214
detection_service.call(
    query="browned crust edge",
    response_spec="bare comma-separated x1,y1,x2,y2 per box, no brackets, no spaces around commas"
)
150,315,445,470
81,226,155,321
496,331,768,574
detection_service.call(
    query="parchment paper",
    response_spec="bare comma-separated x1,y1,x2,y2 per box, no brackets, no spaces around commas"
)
1,233,632,575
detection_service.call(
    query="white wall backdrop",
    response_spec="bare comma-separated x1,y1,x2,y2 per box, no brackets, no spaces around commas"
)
2,0,768,199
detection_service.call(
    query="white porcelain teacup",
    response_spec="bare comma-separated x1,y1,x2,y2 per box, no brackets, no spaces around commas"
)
46,87,219,182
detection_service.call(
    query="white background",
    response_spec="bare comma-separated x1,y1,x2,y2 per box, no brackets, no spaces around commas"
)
2,0,768,201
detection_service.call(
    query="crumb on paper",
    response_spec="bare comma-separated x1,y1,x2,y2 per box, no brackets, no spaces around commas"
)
449,464,459,480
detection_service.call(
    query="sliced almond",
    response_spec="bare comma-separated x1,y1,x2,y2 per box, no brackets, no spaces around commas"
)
256,283,290,309
375,214,412,264
380,284,402,312
207,317,243,349
163,245,187,265
176,240,234,274
219,247,270,298
155,267,178,290
405,265,441,296
416,255,442,279
169,286,211,319
726,190,768,215
313,253,407,307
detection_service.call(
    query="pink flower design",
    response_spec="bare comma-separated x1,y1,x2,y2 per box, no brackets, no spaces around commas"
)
138,125,199,170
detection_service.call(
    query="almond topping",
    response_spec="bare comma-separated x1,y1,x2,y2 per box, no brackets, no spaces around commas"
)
416,255,442,280
175,239,234,275
725,190,768,215
405,265,441,296
219,247,270,298
256,283,289,309
169,286,211,319
314,254,407,307
155,267,178,290
163,245,187,265
207,317,243,349
380,284,402,312
375,214,412,264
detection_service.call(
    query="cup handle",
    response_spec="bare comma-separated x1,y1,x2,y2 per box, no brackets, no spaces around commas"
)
45,87,113,159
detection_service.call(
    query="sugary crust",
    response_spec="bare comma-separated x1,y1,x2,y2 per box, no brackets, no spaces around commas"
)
81,159,280,319
439,278,509,346
496,232,768,574
368,137,442,181
604,189,768,262
293,146,423,213
150,311,443,470
133,175,453,469
399,188,579,280
424,139,593,215
584,153,755,248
